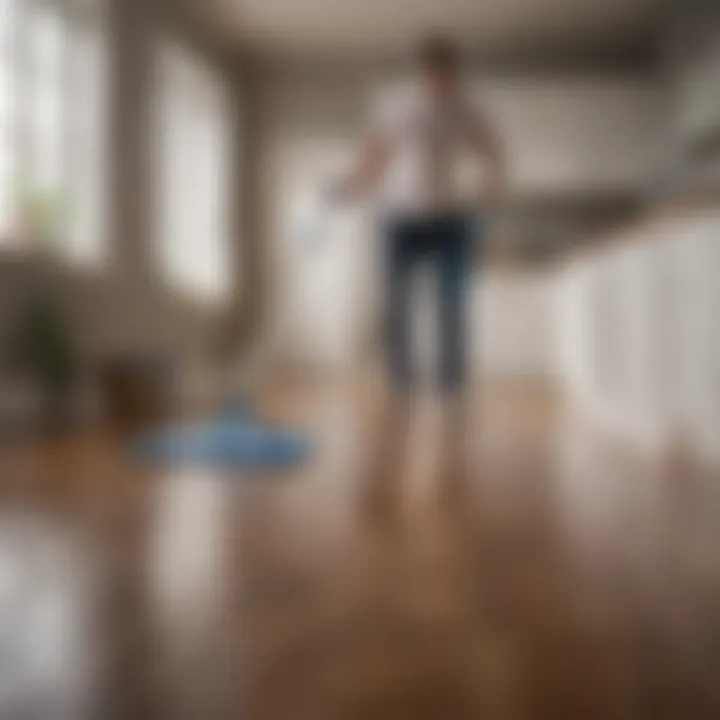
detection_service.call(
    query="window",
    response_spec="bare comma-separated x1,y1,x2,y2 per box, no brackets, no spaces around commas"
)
0,0,16,241
155,38,233,303
65,9,109,265
28,1,63,193
1,0,109,262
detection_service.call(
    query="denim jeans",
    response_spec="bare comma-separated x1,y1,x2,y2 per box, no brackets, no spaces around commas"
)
383,213,479,393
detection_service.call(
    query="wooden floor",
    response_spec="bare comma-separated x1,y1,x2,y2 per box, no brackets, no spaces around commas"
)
1,378,719,719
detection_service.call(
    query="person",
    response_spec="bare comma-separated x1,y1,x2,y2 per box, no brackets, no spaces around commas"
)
334,34,506,396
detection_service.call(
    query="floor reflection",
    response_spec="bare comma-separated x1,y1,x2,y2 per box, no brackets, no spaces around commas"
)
0,513,98,720
150,470,234,643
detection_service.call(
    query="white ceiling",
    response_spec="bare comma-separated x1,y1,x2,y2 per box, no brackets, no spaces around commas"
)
192,0,662,58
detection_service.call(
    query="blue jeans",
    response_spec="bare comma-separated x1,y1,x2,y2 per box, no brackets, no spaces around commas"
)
383,213,479,393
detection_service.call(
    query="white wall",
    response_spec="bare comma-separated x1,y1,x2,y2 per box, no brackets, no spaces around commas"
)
477,79,660,193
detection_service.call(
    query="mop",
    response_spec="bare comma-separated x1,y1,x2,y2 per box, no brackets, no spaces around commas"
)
134,340,310,471
133,189,341,471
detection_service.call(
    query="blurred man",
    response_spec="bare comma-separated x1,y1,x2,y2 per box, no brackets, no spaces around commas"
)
337,34,506,396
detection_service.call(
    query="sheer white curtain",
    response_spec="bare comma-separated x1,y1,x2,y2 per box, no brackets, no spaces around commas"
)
0,0,16,241
28,1,63,193
155,38,233,303
0,0,108,261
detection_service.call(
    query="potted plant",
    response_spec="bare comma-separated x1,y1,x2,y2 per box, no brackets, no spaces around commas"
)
11,181,79,430
12,291,80,431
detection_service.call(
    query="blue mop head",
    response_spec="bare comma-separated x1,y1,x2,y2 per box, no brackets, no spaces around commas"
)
134,412,311,471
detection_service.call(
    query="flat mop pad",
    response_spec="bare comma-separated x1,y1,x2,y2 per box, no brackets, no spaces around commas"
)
134,407,310,471
133,360,311,472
